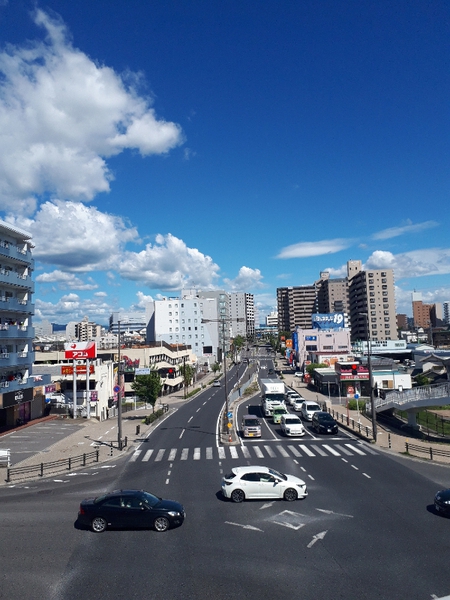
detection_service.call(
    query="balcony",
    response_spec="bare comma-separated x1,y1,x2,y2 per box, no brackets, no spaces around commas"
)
0,271,34,292
0,297,34,314
0,324,34,339
0,242,34,266
0,351,34,368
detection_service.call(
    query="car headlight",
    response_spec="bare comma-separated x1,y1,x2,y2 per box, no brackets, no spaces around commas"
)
444,500,450,505
167,511,181,517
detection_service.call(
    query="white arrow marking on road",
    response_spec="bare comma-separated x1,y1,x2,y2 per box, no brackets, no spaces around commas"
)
316,508,354,518
307,530,328,548
260,502,275,510
225,521,264,532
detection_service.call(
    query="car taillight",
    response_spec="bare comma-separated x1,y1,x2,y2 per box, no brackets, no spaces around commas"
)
79,505,86,515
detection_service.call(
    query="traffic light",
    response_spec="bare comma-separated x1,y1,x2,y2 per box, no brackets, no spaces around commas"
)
168,368,175,379
351,364,358,377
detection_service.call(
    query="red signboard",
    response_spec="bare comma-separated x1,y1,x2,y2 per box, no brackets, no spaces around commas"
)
61,365,95,375
64,341,97,359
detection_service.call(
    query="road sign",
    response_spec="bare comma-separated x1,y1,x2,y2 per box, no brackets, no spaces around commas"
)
354,393,360,399
227,412,233,419
227,422,232,428
113,385,121,393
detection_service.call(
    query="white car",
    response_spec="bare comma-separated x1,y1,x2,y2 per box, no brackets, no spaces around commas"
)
287,393,303,406
300,400,321,421
212,380,221,387
294,372,302,378
221,466,308,503
292,398,304,412
280,414,305,437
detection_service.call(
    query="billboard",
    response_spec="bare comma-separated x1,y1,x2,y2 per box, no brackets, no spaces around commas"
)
64,341,97,359
312,313,345,330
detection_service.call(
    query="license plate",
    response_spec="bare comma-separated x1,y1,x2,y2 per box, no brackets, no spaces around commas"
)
248,433,253,437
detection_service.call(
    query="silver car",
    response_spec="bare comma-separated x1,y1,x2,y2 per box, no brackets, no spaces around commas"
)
300,401,321,421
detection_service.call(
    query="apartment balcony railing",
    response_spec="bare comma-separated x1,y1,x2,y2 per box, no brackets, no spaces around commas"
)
0,351,34,368
0,297,34,314
0,324,34,339
0,242,34,267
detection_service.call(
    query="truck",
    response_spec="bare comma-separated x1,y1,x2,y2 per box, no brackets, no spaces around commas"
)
261,379,286,417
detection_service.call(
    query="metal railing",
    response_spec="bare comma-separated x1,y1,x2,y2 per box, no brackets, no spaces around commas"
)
377,382,450,409
405,442,450,461
5,448,100,483
328,408,374,440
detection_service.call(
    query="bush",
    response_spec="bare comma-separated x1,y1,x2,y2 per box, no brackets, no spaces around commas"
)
143,408,164,425
347,399,366,411
186,387,201,398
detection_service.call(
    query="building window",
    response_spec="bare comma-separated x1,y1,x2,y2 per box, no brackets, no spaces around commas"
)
381,272,386,277
383,304,389,309
370,292,375,297
371,311,376,316
382,292,388,296
384,311,389,315
369,286,374,290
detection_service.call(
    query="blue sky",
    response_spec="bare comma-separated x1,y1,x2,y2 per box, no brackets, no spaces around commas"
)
0,1,448,325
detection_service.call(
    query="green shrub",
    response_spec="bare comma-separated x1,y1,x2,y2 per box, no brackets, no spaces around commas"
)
347,399,366,411
143,408,164,425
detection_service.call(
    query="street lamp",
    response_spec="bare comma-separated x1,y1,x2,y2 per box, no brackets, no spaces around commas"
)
358,312,377,442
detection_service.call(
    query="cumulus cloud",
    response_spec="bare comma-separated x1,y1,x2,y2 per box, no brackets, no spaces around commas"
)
35,269,98,290
276,238,353,259
372,220,439,241
7,200,138,271
365,248,450,278
118,233,220,290
223,266,264,291
35,292,112,323
0,9,183,214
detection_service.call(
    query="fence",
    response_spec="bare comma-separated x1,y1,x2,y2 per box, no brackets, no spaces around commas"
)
5,448,100,483
328,407,374,441
404,442,450,461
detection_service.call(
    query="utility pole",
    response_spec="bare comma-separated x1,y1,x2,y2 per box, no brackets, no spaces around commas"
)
359,312,377,442
117,320,123,449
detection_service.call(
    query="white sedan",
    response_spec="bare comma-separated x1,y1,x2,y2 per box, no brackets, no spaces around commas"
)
221,466,308,503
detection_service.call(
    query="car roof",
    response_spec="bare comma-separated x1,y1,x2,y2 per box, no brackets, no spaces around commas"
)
303,400,320,406
242,414,259,419
282,414,300,420
231,466,271,475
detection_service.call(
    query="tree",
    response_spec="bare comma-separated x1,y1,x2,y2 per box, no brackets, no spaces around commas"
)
131,372,162,413
414,373,431,387
232,335,246,363
306,362,328,375
211,362,221,374
180,363,195,395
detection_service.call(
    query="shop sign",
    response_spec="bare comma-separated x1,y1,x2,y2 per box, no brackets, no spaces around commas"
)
45,384,56,394
61,365,95,375
3,387,33,408
64,341,97,359
340,373,369,380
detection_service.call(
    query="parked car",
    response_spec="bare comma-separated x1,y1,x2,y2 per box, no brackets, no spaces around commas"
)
241,415,262,438
272,405,289,424
77,489,185,533
434,489,450,516
311,411,339,435
300,400,321,421
221,466,308,502
280,414,305,437
294,371,302,378
212,380,221,387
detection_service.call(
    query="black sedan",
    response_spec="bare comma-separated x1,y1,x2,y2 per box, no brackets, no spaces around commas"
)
78,489,185,533
434,489,450,516
311,411,339,434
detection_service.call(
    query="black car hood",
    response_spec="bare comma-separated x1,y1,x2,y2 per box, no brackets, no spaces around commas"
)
155,499,184,512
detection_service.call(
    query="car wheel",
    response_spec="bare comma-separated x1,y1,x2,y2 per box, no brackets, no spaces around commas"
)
154,516,170,532
231,489,245,503
284,488,298,502
91,516,107,533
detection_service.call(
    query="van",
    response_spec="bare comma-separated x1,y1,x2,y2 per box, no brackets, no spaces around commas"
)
241,415,262,438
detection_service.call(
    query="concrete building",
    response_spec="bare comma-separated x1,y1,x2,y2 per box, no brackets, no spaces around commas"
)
443,301,450,325
0,221,50,430
277,284,318,332
316,272,349,313
293,327,353,372
348,260,397,342
412,292,431,329
75,316,102,341
266,311,278,327
109,313,146,336
229,292,255,341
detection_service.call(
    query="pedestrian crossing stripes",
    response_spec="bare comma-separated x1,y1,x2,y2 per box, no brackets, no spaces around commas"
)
129,442,378,463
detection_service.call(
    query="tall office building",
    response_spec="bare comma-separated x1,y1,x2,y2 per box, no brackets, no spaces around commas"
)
443,301,450,325
316,271,349,313
229,292,255,341
348,260,397,341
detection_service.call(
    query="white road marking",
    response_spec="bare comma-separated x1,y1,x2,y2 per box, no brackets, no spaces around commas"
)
335,444,353,456
142,450,154,462
308,474,315,480
299,445,315,457
230,446,239,459
242,446,251,458
346,444,366,455
264,445,276,458
193,447,201,460
165,479,169,485
218,447,226,459
316,508,353,518
307,530,327,548
188,416,193,423
225,521,263,532
206,447,213,459
155,449,165,461
322,444,340,456
288,445,301,457
311,444,327,456
130,450,141,462
179,429,185,439
168,448,177,461
260,502,275,510
181,448,189,460
351,464,359,470
363,473,371,478
254,446,264,458
276,445,289,457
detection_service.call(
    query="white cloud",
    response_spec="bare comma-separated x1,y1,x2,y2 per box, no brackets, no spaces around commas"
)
0,9,183,214
35,292,112,323
223,266,264,291
372,220,439,241
7,200,138,271
133,291,155,309
118,233,220,290
276,238,353,259
365,248,450,278
35,269,98,290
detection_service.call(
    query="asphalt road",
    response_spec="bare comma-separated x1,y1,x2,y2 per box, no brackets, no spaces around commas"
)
1,356,450,600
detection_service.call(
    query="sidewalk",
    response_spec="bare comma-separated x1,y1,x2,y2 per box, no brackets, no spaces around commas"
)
284,373,450,466
0,371,219,485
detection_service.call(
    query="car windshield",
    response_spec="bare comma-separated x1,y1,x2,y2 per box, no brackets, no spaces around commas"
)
273,408,287,414
244,418,259,426
141,492,161,507
319,414,335,422
307,404,320,411
269,468,287,481
285,418,300,424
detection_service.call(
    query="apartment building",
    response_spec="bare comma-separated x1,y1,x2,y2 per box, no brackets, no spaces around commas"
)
348,260,397,341
75,316,102,341
0,221,50,429
277,285,318,332
316,272,349,314
229,292,255,341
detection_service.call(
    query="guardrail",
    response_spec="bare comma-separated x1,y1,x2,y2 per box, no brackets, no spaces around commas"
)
328,408,374,441
4,448,100,483
405,442,450,461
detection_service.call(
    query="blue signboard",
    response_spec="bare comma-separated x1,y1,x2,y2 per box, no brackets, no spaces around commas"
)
312,313,345,330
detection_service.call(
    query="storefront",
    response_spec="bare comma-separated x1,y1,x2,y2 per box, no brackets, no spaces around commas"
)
335,362,369,398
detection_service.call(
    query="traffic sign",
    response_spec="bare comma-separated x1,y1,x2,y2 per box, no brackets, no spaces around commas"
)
354,393,360,399
113,385,121,393
227,422,232,428
227,411,233,419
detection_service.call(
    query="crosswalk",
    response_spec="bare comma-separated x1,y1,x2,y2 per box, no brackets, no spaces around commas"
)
129,442,378,464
